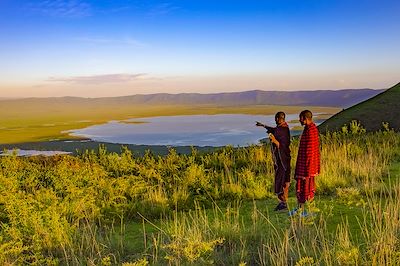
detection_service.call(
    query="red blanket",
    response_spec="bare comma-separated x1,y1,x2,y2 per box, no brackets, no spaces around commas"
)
295,122,320,178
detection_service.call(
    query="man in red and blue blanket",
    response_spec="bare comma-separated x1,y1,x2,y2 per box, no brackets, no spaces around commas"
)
256,112,291,211
289,110,320,217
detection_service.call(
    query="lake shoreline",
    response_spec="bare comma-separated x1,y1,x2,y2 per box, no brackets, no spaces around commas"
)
0,139,222,156
67,114,305,147
0,104,339,144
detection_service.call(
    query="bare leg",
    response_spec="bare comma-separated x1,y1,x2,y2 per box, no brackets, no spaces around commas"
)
282,182,290,202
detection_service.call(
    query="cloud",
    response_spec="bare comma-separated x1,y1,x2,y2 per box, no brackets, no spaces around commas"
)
148,2,179,16
47,73,148,85
74,36,145,47
26,1,179,18
101,5,131,14
27,0,92,18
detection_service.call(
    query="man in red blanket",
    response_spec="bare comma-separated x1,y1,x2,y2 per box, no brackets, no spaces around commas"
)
289,110,320,217
256,112,291,211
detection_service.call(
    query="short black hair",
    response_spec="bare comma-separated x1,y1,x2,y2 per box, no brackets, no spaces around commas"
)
300,110,313,119
275,111,286,120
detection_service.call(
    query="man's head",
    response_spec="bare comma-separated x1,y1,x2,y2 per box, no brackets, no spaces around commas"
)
299,110,313,126
275,111,286,125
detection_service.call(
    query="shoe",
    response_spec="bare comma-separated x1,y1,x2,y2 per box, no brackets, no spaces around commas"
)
300,210,309,218
288,208,299,216
274,202,287,211
300,210,316,218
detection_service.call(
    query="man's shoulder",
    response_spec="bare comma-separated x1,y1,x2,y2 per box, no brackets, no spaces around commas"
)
301,123,318,139
309,122,319,132
309,123,320,144
276,125,290,135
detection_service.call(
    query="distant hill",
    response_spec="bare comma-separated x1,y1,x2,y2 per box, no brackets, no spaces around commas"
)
319,82,400,132
1,89,383,108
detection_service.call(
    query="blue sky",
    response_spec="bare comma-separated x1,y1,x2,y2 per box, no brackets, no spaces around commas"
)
0,0,399,97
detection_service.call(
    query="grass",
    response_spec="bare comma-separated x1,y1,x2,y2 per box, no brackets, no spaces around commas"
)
0,102,339,144
117,192,393,265
0,124,399,264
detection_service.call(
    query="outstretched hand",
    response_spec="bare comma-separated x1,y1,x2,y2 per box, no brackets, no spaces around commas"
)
255,121,265,127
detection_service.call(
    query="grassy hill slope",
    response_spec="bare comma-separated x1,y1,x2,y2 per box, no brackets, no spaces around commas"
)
319,82,400,132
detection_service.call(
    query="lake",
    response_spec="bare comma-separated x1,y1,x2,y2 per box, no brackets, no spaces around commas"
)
67,114,319,147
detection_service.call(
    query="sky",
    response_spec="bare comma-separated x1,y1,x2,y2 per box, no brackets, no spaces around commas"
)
0,0,399,97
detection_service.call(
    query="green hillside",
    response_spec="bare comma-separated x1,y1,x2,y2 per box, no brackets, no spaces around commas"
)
319,82,400,132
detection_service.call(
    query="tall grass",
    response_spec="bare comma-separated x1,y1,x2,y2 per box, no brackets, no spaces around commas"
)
317,122,399,195
137,182,400,265
0,124,399,264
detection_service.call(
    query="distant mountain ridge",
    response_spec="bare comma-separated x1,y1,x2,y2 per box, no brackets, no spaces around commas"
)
110,89,383,107
3,89,383,108
319,82,400,132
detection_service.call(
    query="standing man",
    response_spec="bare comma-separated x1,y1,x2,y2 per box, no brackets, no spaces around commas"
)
289,110,320,217
256,112,291,211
